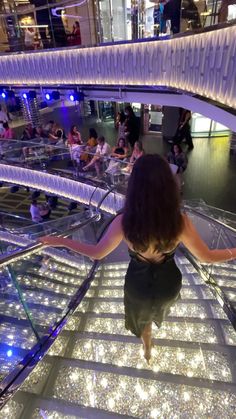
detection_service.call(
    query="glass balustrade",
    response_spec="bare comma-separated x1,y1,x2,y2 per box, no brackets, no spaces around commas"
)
0,212,34,234
0,209,236,417
0,210,99,387
184,199,236,230
1,139,69,169
0,0,233,56
0,143,132,193
183,203,236,320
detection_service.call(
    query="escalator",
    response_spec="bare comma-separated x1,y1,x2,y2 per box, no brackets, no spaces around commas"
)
0,206,236,417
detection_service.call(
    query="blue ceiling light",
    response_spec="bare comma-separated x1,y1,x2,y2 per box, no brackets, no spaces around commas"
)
45,93,51,100
22,93,27,99
69,91,84,102
1,92,6,98
7,349,13,357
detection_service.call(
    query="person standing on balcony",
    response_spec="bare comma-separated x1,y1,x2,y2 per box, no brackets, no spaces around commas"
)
30,200,43,223
124,106,140,149
24,27,36,50
40,155,236,363
116,111,126,140
72,21,81,45
173,108,194,150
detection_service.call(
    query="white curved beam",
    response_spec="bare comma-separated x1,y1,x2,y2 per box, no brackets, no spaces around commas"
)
85,89,236,132
0,26,235,108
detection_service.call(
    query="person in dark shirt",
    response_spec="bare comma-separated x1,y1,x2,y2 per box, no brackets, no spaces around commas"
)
124,106,140,148
174,109,194,150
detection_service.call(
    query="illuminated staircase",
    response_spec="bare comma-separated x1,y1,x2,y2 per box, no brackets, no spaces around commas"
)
1,253,236,418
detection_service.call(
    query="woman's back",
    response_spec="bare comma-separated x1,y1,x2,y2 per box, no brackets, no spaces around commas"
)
124,234,178,264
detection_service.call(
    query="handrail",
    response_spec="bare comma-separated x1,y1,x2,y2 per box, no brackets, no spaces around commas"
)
184,205,236,234
179,245,236,330
0,211,34,222
0,180,121,268
0,212,99,267
0,212,117,409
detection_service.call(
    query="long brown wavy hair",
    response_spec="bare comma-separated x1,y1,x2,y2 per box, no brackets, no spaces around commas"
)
122,154,184,253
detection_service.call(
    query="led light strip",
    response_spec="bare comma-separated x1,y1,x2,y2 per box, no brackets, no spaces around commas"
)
0,164,125,214
0,26,235,108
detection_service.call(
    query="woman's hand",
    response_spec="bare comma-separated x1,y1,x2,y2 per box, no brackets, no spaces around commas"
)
39,236,62,247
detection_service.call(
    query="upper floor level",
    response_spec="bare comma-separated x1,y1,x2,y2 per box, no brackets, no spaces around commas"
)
0,0,235,53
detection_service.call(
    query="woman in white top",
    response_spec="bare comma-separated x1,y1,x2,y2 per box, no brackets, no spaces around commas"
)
83,136,111,177
30,200,42,222
116,111,126,140
24,27,36,50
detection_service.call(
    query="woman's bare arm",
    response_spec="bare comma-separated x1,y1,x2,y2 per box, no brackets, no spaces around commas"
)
180,214,236,263
39,214,124,260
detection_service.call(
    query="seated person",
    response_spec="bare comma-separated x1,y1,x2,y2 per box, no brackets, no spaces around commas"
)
81,128,98,163
167,144,188,173
106,137,129,174
68,125,84,163
21,123,33,141
32,126,45,140
43,120,55,139
123,141,144,174
54,129,65,146
83,136,111,177
68,125,82,146
0,122,14,140
167,144,188,188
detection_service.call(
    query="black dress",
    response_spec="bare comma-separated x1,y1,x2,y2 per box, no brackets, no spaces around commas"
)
124,249,182,337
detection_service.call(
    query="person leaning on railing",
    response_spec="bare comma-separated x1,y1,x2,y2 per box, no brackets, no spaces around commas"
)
39,154,236,363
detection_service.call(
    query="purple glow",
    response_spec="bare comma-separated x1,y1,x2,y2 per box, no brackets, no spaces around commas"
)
22,93,27,99
1,92,6,98
69,94,75,101
45,93,51,100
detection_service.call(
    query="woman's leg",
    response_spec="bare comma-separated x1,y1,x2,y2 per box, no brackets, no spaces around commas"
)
141,322,152,362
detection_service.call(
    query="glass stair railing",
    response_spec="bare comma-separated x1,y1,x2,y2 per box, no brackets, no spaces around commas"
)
185,204,236,320
0,211,99,392
0,212,35,233
0,250,236,418
0,210,98,259
184,199,236,231
0,244,236,418
0,208,236,417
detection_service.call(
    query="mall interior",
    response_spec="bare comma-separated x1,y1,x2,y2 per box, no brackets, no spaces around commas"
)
0,0,236,417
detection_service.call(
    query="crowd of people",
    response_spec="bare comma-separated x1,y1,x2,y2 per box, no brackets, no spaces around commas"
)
0,104,191,188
